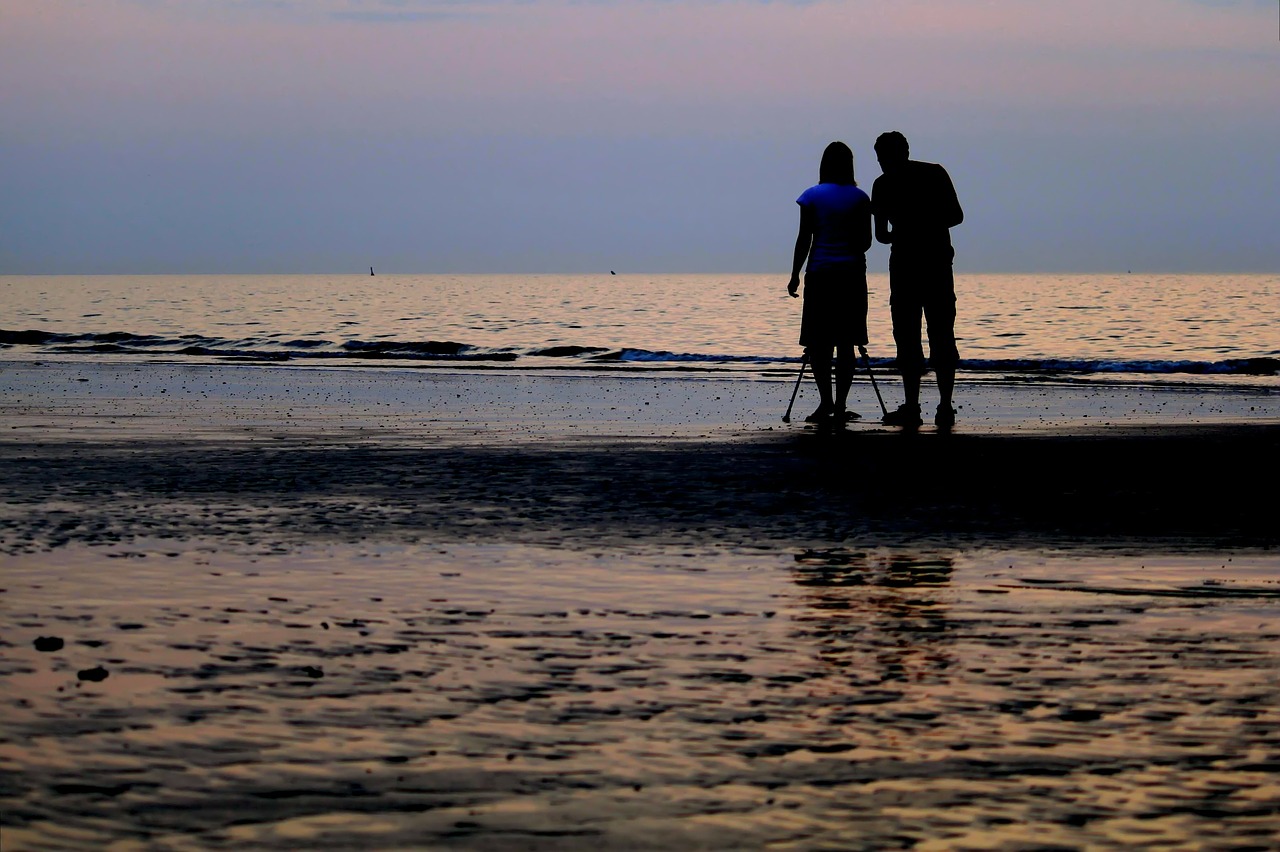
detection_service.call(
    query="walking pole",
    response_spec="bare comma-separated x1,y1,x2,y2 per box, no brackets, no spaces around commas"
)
859,345,889,419
781,354,808,423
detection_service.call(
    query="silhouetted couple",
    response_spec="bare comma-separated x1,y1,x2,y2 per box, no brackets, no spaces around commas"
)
787,133,963,428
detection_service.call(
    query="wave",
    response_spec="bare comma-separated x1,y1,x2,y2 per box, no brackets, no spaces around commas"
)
1,329,1276,377
960,357,1280,377
592,348,782,365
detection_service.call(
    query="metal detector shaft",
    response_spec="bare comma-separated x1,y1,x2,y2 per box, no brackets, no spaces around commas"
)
781,354,808,423
859,346,889,418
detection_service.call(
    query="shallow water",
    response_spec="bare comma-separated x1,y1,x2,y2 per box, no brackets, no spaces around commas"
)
2,273,1277,383
3,541,1278,849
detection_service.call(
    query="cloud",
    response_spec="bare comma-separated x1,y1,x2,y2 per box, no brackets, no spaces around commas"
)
330,11,480,23
326,0,504,23
122,0,824,23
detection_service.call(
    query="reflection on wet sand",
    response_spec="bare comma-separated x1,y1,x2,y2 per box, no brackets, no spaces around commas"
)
792,550,956,692
4,543,1277,849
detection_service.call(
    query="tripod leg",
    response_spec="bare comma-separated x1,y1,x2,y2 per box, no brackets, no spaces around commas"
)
782,355,808,423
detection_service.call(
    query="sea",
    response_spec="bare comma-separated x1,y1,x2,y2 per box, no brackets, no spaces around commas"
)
1,273,1277,387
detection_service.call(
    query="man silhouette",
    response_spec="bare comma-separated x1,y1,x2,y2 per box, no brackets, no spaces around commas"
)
871,131,964,428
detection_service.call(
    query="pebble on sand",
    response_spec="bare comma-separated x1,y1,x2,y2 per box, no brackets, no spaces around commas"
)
77,666,109,682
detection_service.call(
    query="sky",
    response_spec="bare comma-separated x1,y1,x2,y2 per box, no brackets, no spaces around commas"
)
1,0,1277,274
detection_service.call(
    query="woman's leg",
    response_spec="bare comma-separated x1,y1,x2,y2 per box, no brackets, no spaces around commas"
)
807,345,835,419
834,344,855,412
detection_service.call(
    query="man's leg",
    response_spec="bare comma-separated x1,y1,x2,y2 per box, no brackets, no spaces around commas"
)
934,364,955,428
924,273,959,426
886,295,925,426
902,367,921,410
937,368,954,409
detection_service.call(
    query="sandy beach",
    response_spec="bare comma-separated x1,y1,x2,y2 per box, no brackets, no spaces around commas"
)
2,361,1279,849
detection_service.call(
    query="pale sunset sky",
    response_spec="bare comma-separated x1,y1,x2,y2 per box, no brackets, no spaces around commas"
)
2,0,1277,274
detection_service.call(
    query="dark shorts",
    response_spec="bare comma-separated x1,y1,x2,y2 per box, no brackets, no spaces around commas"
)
889,253,959,375
799,261,868,350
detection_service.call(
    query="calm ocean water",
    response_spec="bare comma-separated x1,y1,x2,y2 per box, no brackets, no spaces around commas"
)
1,273,1276,386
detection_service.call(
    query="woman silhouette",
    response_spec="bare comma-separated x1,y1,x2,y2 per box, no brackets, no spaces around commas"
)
787,141,873,423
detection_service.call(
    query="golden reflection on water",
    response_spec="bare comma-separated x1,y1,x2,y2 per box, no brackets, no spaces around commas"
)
3,272,1277,366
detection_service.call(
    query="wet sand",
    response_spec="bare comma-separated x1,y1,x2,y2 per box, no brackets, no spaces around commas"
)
2,362,1279,849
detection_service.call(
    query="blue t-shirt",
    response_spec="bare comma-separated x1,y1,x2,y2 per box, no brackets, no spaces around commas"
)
797,183,871,272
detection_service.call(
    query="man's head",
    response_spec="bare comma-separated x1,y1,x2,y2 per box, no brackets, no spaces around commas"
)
874,131,910,174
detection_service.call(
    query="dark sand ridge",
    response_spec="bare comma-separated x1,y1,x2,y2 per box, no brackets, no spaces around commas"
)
1,424,1278,556
2,363,1279,849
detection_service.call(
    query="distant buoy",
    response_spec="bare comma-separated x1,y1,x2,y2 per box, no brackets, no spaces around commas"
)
371,266,375,276
610,270,616,275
